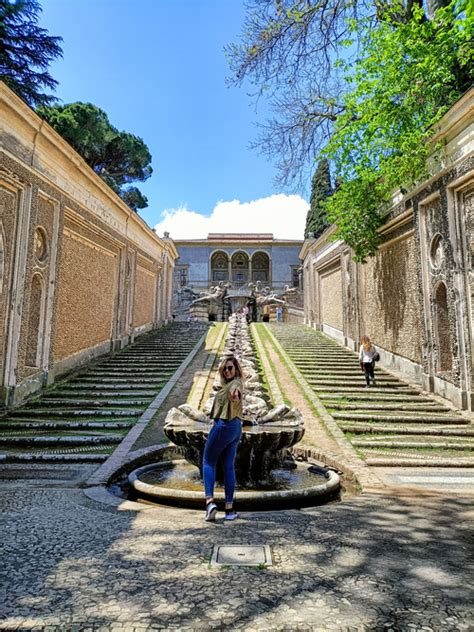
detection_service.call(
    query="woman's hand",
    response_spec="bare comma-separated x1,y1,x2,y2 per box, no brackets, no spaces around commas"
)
230,388,241,402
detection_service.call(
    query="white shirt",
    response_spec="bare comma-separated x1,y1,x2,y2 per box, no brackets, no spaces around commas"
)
359,345,377,363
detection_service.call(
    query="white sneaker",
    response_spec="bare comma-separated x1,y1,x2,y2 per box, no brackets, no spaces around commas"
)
224,511,239,521
205,502,217,522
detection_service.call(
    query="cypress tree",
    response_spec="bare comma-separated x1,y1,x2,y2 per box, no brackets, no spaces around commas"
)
304,159,332,239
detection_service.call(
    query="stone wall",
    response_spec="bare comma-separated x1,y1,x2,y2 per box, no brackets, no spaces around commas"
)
360,232,422,364
0,84,177,406
301,89,474,409
320,268,343,331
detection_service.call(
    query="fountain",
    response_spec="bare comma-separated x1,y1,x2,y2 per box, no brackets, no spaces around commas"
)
127,315,340,509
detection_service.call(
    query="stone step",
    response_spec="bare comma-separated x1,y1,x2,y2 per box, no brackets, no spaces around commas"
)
306,378,404,387
364,455,474,467
0,434,123,447
10,408,142,418
288,353,360,368
296,368,387,375
312,386,422,395
333,412,468,424
0,420,134,431
328,402,446,411
100,359,185,366
339,423,474,435
353,439,474,450
86,367,175,374
1,453,109,463
35,398,150,407
320,393,434,402
70,377,166,385
47,389,158,397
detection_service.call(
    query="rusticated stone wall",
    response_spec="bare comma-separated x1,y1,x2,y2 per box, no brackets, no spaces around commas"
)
53,228,117,361
360,233,422,364
320,268,343,331
0,82,177,406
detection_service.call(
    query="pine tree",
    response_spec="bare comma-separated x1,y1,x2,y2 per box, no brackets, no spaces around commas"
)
0,0,63,107
304,159,332,239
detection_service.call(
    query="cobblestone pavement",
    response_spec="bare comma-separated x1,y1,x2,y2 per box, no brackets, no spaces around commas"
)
0,480,472,631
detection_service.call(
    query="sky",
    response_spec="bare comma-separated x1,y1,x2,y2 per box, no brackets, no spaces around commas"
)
38,0,310,239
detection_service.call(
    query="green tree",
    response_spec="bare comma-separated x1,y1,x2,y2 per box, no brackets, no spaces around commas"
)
38,102,152,211
305,159,332,238
0,0,62,107
226,0,436,188
228,0,471,260
323,2,472,260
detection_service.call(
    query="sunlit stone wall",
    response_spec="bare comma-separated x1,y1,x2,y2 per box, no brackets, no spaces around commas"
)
360,234,422,364
300,88,474,409
0,83,177,406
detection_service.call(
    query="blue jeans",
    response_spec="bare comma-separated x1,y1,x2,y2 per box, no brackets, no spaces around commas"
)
203,418,242,504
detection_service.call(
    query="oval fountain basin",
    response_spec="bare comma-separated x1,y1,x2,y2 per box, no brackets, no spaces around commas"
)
128,458,340,510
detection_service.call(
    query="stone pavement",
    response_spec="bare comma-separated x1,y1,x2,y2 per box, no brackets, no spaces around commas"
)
0,469,473,631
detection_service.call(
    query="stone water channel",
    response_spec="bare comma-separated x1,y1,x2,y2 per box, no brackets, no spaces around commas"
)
128,314,340,509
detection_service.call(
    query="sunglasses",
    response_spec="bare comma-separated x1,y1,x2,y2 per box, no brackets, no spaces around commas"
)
223,365,235,373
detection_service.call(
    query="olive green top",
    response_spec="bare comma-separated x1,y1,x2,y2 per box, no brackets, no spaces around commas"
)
209,377,243,421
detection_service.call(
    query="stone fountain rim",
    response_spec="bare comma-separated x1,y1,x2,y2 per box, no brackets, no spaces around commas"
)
128,459,340,503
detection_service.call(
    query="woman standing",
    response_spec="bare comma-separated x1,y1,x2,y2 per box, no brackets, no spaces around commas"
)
203,355,243,522
359,335,378,388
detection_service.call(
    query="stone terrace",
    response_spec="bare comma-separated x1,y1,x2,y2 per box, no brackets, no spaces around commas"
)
267,324,474,467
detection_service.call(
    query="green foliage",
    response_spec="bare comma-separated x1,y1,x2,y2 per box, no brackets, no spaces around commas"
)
323,1,473,261
305,158,332,238
0,0,62,107
38,102,152,211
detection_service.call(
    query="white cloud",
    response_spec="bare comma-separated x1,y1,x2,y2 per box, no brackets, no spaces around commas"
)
153,194,309,240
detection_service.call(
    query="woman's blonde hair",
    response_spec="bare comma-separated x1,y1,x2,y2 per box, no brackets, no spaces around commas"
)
218,355,244,385
360,335,372,352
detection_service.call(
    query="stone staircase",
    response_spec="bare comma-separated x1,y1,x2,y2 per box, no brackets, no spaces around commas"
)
268,324,474,467
0,323,208,463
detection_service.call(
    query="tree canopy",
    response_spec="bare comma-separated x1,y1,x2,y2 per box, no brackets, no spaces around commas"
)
38,102,152,211
228,0,472,260
323,2,472,260
0,0,62,107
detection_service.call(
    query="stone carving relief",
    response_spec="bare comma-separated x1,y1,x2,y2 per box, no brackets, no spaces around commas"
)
429,233,444,271
34,227,48,264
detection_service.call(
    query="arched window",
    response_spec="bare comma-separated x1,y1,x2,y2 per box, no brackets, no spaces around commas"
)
210,251,229,282
434,281,453,373
251,251,270,282
231,251,250,287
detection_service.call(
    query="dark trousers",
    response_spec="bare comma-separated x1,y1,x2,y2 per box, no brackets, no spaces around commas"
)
364,361,375,385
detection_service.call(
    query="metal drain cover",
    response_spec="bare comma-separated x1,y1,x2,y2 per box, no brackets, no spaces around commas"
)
210,545,273,567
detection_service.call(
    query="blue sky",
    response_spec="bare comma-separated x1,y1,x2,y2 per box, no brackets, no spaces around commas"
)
39,0,309,239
